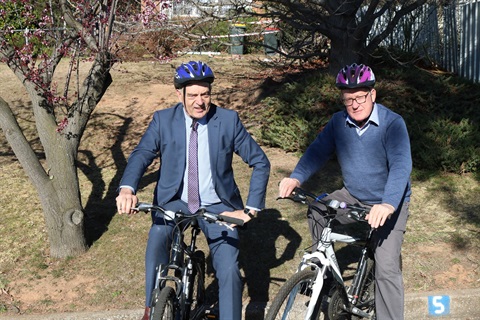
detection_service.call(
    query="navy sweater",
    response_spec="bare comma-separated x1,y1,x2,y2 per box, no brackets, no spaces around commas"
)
291,103,412,210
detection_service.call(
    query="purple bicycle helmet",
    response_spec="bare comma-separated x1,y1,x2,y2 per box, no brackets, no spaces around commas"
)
335,63,376,89
174,61,215,89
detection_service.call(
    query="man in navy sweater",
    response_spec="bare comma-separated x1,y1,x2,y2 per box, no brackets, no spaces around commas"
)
279,63,412,320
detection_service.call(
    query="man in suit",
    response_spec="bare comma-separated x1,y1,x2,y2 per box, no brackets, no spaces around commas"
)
116,61,270,320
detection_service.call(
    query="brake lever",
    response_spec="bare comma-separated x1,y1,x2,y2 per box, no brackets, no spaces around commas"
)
203,212,238,231
276,189,309,202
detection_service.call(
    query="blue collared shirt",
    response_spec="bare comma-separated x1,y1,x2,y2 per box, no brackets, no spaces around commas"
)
291,103,412,209
181,110,222,206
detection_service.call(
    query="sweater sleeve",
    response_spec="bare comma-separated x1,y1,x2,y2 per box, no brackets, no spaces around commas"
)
382,116,412,209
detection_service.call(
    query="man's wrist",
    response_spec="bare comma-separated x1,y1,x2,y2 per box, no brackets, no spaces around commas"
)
243,208,256,219
119,185,136,194
290,177,301,186
381,203,395,212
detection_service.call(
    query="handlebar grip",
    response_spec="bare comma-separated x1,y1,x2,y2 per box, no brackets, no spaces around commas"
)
134,203,175,220
135,202,155,212
218,215,245,226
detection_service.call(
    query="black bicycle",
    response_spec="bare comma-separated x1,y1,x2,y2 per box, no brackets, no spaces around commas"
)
265,188,376,320
134,203,245,320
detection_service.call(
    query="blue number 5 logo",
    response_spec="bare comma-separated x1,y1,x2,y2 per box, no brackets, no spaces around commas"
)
428,295,450,316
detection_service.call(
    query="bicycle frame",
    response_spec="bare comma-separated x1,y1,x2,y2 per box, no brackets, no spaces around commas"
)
153,216,203,319
133,203,244,320
266,188,375,320
296,226,362,319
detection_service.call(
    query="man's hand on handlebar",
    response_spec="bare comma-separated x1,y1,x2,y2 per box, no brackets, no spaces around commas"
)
116,188,139,215
278,177,301,198
365,203,394,228
220,209,252,226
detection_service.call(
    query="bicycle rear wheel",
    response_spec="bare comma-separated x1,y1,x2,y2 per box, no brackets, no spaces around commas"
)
150,286,176,320
265,268,325,320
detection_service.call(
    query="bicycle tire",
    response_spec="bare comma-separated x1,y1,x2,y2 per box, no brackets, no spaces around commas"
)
150,286,176,320
327,257,375,320
265,268,325,320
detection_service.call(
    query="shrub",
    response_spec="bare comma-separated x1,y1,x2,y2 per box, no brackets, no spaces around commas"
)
252,63,480,174
250,71,340,152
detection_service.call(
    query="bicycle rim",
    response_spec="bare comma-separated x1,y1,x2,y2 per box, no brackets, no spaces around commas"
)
265,268,325,320
150,286,176,320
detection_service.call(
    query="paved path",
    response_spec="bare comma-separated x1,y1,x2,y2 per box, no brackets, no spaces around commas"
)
1,288,479,319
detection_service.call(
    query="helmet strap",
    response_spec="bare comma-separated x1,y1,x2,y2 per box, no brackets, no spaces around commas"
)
183,86,187,110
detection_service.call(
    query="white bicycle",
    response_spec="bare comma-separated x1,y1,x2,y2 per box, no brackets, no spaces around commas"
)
266,188,376,320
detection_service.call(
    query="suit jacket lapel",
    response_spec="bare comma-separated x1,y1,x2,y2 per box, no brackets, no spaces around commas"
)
207,105,219,170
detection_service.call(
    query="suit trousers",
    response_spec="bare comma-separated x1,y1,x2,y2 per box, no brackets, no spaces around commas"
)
306,187,409,320
144,200,242,320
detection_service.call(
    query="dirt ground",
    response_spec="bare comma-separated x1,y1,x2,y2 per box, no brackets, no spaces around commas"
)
0,55,479,316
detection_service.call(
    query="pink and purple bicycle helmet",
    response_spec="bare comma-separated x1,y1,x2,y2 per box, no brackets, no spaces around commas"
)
335,63,376,89
174,61,215,89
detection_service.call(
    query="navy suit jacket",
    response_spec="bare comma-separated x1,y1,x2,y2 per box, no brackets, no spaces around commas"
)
119,103,270,210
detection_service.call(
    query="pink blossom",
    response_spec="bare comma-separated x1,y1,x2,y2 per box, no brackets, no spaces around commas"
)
56,117,68,133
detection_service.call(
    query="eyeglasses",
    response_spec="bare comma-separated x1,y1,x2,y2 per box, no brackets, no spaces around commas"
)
341,92,370,106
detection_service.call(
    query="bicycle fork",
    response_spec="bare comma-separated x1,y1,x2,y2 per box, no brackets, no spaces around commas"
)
181,226,201,316
297,248,343,320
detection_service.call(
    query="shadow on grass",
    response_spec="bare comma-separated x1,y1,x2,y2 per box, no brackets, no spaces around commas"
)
79,110,159,246
203,208,303,319
79,112,131,245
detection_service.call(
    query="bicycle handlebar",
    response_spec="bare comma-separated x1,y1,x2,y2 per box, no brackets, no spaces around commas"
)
134,202,245,226
278,187,370,221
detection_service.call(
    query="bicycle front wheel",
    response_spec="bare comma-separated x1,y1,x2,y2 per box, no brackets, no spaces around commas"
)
265,268,325,320
150,286,176,320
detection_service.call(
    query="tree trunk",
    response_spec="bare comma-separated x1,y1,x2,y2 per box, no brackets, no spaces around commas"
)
0,52,113,258
37,178,87,258
38,130,88,258
0,96,88,258
328,37,364,74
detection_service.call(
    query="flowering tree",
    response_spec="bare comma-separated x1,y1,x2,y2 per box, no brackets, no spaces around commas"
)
0,0,167,258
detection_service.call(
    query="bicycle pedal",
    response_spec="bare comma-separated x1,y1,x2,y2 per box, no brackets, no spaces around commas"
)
204,310,218,319
203,304,219,319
